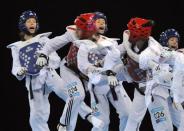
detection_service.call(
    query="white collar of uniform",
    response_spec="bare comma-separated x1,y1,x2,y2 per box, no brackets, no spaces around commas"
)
73,39,97,49
22,32,52,48
7,32,52,49
36,32,52,38
6,41,21,48
97,35,117,47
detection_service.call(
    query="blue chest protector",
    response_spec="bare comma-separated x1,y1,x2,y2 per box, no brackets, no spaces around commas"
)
19,42,42,75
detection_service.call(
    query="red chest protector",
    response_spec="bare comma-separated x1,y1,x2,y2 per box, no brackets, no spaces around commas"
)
66,43,79,68
66,43,89,81
124,55,146,82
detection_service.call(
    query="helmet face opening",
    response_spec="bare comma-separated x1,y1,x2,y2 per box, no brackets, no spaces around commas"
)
167,37,179,50
159,28,180,48
127,17,154,43
93,12,108,34
24,18,37,34
95,18,106,34
18,10,39,34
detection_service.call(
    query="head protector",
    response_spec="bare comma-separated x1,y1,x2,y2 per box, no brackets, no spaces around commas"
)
74,13,97,39
93,11,108,32
18,10,39,34
159,28,180,46
127,17,154,42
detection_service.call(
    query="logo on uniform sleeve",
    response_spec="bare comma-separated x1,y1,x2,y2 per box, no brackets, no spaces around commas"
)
19,42,42,75
66,82,80,97
151,106,166,123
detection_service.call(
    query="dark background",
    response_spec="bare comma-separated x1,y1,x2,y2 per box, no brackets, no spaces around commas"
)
1,0,183,131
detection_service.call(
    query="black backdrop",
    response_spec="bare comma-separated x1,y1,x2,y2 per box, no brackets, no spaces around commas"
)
1,0,183,131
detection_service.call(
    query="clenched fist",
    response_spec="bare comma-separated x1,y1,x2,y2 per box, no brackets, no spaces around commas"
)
36,53,48,67
17,67,27,76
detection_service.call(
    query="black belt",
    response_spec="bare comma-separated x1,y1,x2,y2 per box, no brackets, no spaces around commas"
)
64,63,88,93
110,85,118,101
29,75,34,99
92,84,99,104
65,63,118,101
64,63,89,81
133,82,145,96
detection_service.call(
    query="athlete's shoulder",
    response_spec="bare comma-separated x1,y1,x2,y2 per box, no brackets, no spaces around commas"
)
6,41,22,49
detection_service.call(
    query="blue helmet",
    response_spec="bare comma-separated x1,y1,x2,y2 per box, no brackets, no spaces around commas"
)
93,11,108,32
159,28,180,46
18,10,39,33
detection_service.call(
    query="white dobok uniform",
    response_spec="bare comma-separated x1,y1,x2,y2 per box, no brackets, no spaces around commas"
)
76,36,132,131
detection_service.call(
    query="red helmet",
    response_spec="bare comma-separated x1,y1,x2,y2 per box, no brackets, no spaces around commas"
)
127,17,154,42
74,13,97,39
74,13,96,32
